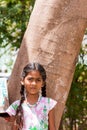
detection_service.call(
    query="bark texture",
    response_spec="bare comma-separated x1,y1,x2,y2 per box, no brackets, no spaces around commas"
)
3,0,87,129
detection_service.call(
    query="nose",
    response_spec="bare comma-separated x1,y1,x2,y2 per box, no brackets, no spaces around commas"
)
31,80,37,85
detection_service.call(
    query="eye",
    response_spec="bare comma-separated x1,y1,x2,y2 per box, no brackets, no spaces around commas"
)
36,78,43,82
27,78,33,81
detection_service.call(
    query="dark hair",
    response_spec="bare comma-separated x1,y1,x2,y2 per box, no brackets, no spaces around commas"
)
16,62,47,129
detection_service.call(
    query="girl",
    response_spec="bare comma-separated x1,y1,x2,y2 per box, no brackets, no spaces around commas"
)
6,62,57,130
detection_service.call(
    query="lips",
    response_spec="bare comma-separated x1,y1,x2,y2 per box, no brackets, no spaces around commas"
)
30,87,37,91
30,87,37,89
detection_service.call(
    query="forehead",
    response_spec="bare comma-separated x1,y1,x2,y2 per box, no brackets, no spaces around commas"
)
26,70,42,77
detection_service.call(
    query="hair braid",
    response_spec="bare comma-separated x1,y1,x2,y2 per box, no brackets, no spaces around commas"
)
16,85,25,128
41,83,46,97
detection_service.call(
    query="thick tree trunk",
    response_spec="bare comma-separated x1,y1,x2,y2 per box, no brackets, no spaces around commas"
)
7,0,87,129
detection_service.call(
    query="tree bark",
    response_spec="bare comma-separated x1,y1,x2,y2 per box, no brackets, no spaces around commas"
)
7,0,87,129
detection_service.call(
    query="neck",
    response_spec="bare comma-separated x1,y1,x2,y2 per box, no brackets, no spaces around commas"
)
26,94,39,105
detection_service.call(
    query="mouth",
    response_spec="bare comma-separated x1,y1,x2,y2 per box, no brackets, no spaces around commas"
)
30,86,36,89
30,87,37,90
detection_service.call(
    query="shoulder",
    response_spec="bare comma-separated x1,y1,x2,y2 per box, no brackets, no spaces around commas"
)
6,100,20,116
41,96,57,104
6,100,20,111
41,97,57,110
11,100,20,107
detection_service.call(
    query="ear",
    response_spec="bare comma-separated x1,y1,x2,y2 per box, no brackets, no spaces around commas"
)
20,80,24,85
42,81,45,88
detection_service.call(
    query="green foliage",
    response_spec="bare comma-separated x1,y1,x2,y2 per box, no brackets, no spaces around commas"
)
63,63,87,129
0,0,35,48
0,0,35,72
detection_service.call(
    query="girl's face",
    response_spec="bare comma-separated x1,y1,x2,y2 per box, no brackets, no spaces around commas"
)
21,70,44,95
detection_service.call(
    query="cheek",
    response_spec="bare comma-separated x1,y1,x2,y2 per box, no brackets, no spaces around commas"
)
24,81,31,89
25,85,30,91
39,82,44,89
24,79,30,85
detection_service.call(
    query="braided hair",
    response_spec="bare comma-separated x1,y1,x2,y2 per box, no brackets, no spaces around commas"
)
15,62,47,128
15,85,25,129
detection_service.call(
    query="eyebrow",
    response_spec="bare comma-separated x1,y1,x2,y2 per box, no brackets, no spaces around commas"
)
27,76,42,79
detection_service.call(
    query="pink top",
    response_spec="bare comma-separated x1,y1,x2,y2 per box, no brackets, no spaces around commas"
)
6,96,57,130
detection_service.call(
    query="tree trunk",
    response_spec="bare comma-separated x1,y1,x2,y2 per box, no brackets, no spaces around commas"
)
7,0,87,130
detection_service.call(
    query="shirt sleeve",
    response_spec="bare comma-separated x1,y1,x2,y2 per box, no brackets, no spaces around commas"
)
48,98,57,111
6,100,20,116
